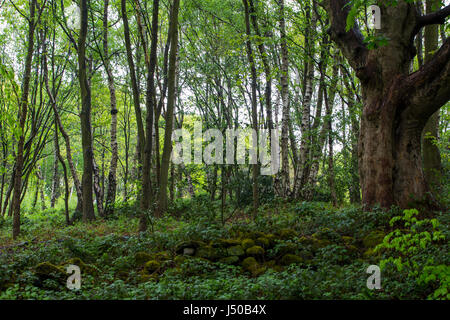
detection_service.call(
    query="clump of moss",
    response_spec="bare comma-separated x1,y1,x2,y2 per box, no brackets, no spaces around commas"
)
61,257,100,275
363,230,385,248
138,272,158,283
246,245,265,256
311,239,332,250
242,257,258,270
213,239,241,248
35,262,65,277
276,242,298,255
195,245,223,261
154,251,172,262
241,239,255,250
144,260,160,274
280,254,303,266
218,256,240,265
255,237,270,248
241,257,265,277
279,228,297,240
227,245,245,257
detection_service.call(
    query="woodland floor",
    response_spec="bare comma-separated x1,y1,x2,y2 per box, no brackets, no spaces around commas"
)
0,199,448,300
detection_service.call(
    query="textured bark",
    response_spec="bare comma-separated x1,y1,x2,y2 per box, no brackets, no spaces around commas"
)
243,0,259,217
324,0,450,209
12,0,37,238
157,0,180,217
140,0,160,220
121,0,145,170
293,1,316,198
93,159,104,217
103,0,119,216
78,0,95,221
278,0,290,197
50,128,59,208
35,164,46,211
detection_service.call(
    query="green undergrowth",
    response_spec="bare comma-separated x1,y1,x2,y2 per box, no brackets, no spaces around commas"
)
0,199,448,300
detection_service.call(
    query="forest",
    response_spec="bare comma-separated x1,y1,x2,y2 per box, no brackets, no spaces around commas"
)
0,0,449,301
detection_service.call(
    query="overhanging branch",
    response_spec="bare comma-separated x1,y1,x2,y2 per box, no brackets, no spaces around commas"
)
414,4,450,36
321,0,368,79
406,37,450,121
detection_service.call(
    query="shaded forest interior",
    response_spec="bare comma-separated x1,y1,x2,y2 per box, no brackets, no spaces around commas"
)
0,0,449,300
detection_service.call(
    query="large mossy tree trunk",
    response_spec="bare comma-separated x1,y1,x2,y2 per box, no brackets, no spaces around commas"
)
324,0,450,209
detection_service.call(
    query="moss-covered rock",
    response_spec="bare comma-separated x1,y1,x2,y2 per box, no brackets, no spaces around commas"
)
279,228,297,240
195,246,223,261
175,240,206,255
242,257,266,277
246,245,265,256
255,237,270,248
218,256,240,265
144,260,160,274
35,262,65,277
212,239,241,248
242,257,258,270
280,254,303,266
241,239,255,250
134,252,153,265
61,257,101,275
227,245,245,257
311,239,332,250
138,272,158,283
363,230,385,248
276,242,298,255
155,251,171,261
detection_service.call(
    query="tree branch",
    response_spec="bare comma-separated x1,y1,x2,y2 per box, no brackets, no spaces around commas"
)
416,4,450,32
322,0,368,79
406,37,450,121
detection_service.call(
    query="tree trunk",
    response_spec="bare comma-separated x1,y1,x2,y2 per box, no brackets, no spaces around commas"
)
243,0,259,217
293,1,317,198
50,128,59,208
157,0,180,217
12,0,37,238
103,0,119,216
324,0,450,209
140,0,160,221
278,0,290,197
121,0,145,174
78,0,95,221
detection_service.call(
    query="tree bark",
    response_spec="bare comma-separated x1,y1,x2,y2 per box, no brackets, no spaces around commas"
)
157,0,180,217
102,0,119,216
140,0,160,222
243,0,259,217
78,0,95,221
278,0,290,197
12,0,37,238
323,0,450,209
